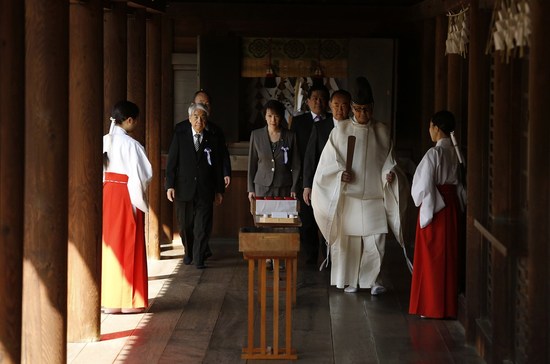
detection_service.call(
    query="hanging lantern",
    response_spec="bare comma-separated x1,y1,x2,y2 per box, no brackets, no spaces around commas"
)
312,40,324,87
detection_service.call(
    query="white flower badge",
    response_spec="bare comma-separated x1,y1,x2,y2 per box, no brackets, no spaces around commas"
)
281,146,289,164
204,147,212,165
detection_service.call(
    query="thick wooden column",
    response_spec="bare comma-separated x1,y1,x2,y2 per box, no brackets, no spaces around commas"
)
160,17,174,245
127,7,147,146
103,2,127,132
146,13,162,259
22,0,69,362
421,18,435,153
447,54,462,127
434,15,448,111
491,54,516,364
465,1,490,342
67,0,103,342
0,1,25,363
527,1,550,362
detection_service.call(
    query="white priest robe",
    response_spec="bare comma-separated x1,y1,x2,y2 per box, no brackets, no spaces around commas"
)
311,118,405,289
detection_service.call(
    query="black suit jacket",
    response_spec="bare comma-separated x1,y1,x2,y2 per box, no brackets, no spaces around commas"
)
174,119,232,178
165,126,225,202
303,117,335,188
290,112,332,188
290,112,315,165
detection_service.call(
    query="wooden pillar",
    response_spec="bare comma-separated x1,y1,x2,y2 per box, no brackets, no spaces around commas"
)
465,1,490,342
67,0,103,342
421,18,435,154
146,13,162,259
447,54,462,124
160,17,174,245
434,15,448,112
127,7,146,146
22,0,68,362
103,2,127,132
491,54,515,364
0,1,24,363
527,1,550,362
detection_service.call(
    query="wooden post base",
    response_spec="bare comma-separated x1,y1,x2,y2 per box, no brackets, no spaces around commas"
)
239,227,300,360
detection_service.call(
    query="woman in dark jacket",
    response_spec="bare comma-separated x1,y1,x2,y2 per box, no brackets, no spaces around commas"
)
247,99,300,203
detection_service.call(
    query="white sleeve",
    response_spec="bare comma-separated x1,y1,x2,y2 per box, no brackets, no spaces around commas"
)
127,141,153,213
411,149,445,228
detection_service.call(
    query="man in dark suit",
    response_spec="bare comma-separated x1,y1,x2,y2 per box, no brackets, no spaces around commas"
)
174,90,232,188
302,89,352,265
290,85,331,265
173,90,231,262
166,103,225,269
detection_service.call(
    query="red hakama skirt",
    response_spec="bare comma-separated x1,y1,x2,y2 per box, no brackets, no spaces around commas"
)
409,184,458,318
101,172,148,309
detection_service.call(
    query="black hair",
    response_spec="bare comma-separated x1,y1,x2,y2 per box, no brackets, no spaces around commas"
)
330,89,351,102
193,89,212,103
431,110,456,136
104,100,140,167
308,84,329,101
262,99,288,129
111,100,139,124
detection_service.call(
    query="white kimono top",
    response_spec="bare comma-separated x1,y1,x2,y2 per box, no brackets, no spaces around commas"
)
103,125,153,213
311,118,405,248
411,137,459,228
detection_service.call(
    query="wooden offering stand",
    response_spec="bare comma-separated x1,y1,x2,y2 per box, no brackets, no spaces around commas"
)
239,225,300,360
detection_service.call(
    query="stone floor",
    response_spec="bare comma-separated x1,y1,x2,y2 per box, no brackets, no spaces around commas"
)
67,237,486,364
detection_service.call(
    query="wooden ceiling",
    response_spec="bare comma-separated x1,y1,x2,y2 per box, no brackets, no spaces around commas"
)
126,0,474,18
167,0,424,4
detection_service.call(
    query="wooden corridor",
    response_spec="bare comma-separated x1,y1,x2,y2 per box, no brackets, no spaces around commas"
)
67,238,485,364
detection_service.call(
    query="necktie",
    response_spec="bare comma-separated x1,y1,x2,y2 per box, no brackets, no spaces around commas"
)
314,115,321,122
194,134,201,151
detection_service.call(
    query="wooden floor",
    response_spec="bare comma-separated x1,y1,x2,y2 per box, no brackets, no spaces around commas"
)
67,237,486,364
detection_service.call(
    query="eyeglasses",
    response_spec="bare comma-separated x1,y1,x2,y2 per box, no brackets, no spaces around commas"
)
352,105,373,113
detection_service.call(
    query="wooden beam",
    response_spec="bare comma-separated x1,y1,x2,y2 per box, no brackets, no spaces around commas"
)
127,7,147,145
420,18,435,153
434,14,447,111
465,0,491,346
22,0,69,361
67,0,103,342
528,1,550,362
146,13,162,259
0,0,24,362
160,17,174,244
412,0,494,19
104,2,128,132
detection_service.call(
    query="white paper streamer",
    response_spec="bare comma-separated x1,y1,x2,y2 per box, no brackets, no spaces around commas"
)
487,0,531,59
446,6,470,57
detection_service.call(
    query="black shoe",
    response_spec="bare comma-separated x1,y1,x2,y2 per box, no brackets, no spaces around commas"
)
183,256,192,265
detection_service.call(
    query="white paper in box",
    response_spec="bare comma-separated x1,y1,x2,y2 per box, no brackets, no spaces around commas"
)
255,199,298,216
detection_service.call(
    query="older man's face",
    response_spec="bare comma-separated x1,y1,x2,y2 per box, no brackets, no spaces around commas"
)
352,103,373,124
189,109,207,133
